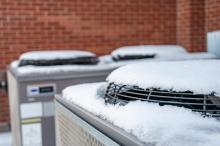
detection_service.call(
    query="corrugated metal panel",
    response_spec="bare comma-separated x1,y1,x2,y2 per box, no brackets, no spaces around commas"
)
55,101,120,146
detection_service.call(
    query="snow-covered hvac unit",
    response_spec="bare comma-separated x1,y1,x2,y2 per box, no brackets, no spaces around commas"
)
99,45,218,65
55,60,220,146
99,45,188,64
7,50,117,146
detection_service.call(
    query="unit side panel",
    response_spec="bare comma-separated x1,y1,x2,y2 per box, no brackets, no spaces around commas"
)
7,71,22,146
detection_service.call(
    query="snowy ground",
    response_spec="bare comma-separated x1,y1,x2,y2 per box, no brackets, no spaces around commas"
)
63,82,220,146
0,132,12,146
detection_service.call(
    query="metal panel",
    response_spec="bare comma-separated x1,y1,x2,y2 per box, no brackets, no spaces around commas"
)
208,30,220,57
55,97,154,146
42,117,56,146
55,100,120,146
7,64,115,146
7,71,22,146
43,101,55,117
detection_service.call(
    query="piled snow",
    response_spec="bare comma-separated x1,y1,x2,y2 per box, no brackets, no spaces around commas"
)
63,83,220,146
98,55,114,64
111,45,187,59
107,60,220,95
19,50,96,60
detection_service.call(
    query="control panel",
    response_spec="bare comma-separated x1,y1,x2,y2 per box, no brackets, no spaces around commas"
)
27,83,56,97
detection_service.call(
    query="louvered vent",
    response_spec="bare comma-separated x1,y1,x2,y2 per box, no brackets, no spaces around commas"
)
19,57,98,66
112,54,155,61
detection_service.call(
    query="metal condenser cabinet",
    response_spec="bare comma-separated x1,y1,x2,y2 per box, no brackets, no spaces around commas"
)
7,63,116,146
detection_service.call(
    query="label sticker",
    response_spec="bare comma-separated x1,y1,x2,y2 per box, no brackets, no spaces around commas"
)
22,123,42,146
21,102,43,119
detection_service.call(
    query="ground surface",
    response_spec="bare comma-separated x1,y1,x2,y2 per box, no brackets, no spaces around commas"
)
0,132,11,146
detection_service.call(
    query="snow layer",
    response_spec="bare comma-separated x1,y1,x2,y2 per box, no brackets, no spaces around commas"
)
105,52,218,64
19,50,96,60
12,51,218,76
107,60,220,95
10,61,119,76
183,52,218,59
111,45,187,58
166,52,218,61
98,55,114,64
63,83,220,146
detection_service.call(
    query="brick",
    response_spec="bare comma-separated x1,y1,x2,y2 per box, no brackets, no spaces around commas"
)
177,0,206,52
206,0,220,32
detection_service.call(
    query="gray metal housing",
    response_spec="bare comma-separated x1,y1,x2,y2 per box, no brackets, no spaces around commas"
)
7,65,116,146
55,95,155,146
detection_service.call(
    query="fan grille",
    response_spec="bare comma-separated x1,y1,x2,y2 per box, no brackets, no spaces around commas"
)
105,83,220,117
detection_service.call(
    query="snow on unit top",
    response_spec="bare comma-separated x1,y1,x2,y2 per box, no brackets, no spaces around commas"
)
19,50,96,60
10,60,119,76
111,45,187,59
183,52,218,59
107,60,220,96
166,52,218,61
62,82,220,146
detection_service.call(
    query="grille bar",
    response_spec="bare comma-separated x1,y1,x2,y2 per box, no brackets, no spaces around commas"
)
105,83,220,117
110,94,220,106
122,86,197,95
107,94,220,110
118,92,206,101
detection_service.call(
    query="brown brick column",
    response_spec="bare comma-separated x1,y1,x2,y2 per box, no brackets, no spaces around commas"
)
206,0,220,32
177,0,206,52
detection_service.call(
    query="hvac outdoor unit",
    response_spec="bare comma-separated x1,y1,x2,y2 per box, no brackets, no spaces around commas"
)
55,60,220,146
7,51,117,146
55,96,153,146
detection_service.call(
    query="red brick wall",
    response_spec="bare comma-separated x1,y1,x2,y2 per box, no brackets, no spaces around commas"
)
206,0,220,32
0,89,9,123
177,0,192,51
0,0,177,69
177,0,206,52
191,0,206,52
0,0,177,126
